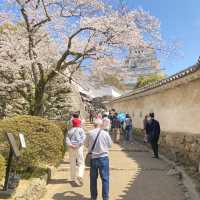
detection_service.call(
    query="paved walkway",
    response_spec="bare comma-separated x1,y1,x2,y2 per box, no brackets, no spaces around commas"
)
42,140,186,200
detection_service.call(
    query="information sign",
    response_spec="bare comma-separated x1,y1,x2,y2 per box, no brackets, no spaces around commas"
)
6,133,20,158
19,133,26,148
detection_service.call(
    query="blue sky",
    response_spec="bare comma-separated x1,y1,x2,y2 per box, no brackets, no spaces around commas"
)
114,0,200,75
1,0,199,76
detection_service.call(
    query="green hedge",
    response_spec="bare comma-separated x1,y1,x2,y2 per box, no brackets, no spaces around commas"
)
0,154,5,181
53,120,67,133
0,115,64,171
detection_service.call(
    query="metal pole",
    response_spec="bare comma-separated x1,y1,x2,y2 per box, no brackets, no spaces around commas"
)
3,147,13,191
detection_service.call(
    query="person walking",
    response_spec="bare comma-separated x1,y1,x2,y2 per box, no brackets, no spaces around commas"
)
85,118,112,200
108,109,115,136
97,112,102,120
66,118,86,186
146,112,160,159
90,109,94,123
124,114,133,143
102,112,111,132
70,112,79,125
112,113,121,143
143,115,148,143
118,112,126,141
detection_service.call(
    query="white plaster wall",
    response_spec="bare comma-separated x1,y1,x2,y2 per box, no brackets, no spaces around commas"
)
109,78,200,134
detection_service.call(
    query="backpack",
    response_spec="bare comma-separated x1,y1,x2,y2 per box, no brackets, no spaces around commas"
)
125,118,132,127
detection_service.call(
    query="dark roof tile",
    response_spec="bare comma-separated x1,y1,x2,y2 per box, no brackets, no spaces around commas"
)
111,61,200,102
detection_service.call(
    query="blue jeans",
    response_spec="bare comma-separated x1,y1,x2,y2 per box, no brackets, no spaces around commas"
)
90,157,109,200
125,126,133,141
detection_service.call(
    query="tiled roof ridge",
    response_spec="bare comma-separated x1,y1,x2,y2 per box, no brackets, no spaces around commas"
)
111,59,200,102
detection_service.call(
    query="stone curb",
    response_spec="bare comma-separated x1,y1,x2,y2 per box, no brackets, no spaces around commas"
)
13,166,56,200
159,155,200,200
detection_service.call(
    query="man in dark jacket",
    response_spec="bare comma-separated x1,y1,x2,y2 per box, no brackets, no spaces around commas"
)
146,112,160,159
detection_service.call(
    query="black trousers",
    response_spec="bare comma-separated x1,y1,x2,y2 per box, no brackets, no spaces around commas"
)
151,140,159,158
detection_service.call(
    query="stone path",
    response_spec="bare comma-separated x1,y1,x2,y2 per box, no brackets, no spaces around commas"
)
42,128,187,200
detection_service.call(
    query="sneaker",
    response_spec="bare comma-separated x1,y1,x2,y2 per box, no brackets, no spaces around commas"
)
77,177,84,186
70,180,79,187
152,155,159,159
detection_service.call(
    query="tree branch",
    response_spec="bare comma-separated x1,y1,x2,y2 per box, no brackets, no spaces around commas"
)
33,0,51,29
17,2,39,85
46,27,95,82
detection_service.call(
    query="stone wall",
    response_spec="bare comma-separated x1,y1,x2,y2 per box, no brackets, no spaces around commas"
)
13,167,56,200
107,65,200,169
160,132,200,167
69,85,88,118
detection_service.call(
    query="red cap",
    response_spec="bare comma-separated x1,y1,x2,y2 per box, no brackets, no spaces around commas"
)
72,118,81,127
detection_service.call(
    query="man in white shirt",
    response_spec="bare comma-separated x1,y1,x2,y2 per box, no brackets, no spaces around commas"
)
85,118,112,200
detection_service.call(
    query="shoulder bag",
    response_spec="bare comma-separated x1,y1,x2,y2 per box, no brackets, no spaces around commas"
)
85,129,101,167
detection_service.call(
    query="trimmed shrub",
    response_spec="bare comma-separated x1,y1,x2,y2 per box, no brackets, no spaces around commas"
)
0,154,5,181
134,128,143,135
53,120,67,133
0,115,64,171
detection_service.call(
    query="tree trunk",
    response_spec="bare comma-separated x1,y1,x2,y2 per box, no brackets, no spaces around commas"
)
0,99,6,119
29,81,46,116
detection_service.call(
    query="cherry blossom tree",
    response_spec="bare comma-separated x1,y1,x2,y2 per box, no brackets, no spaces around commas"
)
0,0,162,116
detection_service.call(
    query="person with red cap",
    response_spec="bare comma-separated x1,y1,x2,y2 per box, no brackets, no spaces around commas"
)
70,112,85,128
66,117,86,186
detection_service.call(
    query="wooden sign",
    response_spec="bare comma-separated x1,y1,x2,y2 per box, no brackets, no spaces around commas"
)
19,133,26,148
6,133,20,158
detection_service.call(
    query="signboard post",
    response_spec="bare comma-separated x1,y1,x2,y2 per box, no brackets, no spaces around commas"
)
0,133,26,198
3,148,14,191
3,133,20,191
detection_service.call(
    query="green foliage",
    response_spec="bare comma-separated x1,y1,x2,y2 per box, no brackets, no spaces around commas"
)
0,115,64,172
54,121,67,133
0,23,18,33
134,128,143,135
19,166,48,179
53,120,69,152
0,154,5,181
135,74,164,88
103,73,127,91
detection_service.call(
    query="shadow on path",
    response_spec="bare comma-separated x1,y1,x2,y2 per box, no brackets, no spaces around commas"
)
48,179,69,185
43,133,186,200
60,160,70,165
114,139,185,200
52,191,90,200
48,179,82,188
